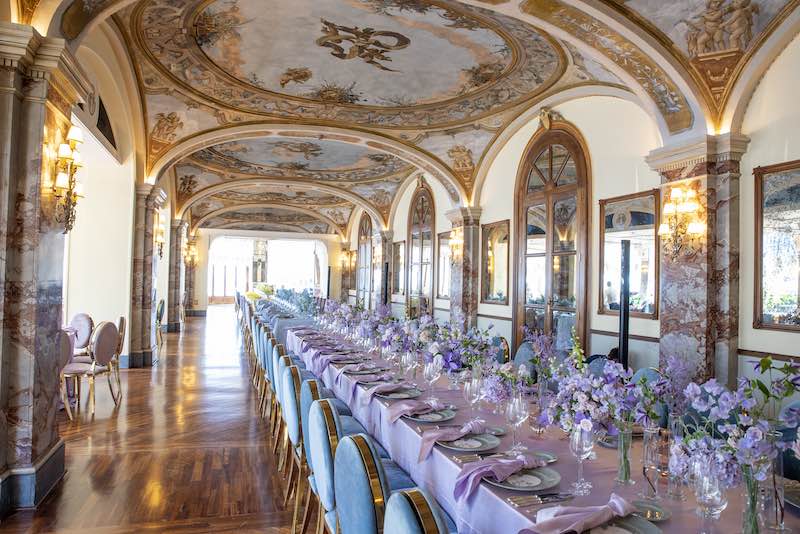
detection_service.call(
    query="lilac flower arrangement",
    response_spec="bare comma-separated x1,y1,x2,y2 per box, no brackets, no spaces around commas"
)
481,362,535,404
379,320,408,355
425,316,497,371
522,326,556,381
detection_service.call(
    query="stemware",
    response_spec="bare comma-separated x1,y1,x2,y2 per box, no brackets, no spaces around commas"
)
505,392,530,453
569,426,596,496
463,376,483,420
422,360,443,401
693,460,728,521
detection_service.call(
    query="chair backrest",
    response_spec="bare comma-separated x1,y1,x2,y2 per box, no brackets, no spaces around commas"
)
512,341,535,368
276,355,295,404
56,329,74,371
301,379,326,467
334,434,391,534
588,357,608,376
489,336,510,363
309,398,346,512
90,321,119,366
156,299,165,323
282,366,314,447
632,367,660,384
115,316,126,357
69,313,94,349
384,488,449,534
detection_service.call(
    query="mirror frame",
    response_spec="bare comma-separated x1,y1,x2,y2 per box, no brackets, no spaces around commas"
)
597,189,660,320
754,159,800,332
481,219,510,305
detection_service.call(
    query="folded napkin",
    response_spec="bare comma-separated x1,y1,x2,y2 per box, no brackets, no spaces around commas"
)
349,373,395,400
454,454,548,502
334,362,382,382
313,353,357,374
520,494,636,534
387,399,445,423
418,419,487,462
362,382,412,406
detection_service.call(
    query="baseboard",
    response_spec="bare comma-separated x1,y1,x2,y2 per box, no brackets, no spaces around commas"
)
0,439,65,514
186,309,207,317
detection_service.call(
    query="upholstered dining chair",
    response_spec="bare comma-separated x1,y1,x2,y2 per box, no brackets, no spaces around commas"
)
155,298,165,348
333,434,416,534
512,341,535,368
274,351,308,462
61,321,120,418
69,313,94,356
384,488,454,534
56,329,76,421
489,336,511,363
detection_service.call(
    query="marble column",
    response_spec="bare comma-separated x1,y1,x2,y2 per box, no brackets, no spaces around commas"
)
127,184,166,368
371,230,392,308
0,22,91,511
184,235,197,315
446,207,482,328
646,134,749,386
166,219,187,332
339,243,350,299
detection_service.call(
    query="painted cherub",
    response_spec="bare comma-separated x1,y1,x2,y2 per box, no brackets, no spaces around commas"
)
724,0,760,50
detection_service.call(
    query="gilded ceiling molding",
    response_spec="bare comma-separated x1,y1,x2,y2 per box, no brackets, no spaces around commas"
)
520,0,694,134
211,221,311,234
191,202,346,238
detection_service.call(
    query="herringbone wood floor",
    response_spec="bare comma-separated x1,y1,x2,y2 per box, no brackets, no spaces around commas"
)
2,306,291,533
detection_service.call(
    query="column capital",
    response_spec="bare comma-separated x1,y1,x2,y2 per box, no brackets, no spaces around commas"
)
446,207,482,227
171,218,188,232
376,229,393,242
645,133,750,180
146,186,168,210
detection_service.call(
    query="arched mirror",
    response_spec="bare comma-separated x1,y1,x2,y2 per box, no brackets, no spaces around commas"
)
407,181,435,318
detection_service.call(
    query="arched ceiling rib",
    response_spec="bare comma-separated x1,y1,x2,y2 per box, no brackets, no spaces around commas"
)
193,203,346,237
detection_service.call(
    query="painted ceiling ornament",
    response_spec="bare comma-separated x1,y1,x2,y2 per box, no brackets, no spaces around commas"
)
538,107,562,130
178,174,199,198
316,18,411,72
194,2,249,47
150,112,183,150
447,145,476,187
280,67,313,87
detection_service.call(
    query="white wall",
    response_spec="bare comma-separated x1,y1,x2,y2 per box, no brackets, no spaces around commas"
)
64,125,135,354
477,96,662,364
739,33,800,359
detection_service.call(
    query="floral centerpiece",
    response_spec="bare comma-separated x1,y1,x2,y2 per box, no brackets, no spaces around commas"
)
481,362,534,406
425,308,497,372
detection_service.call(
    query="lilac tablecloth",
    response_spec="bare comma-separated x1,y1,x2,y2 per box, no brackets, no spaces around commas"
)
286,329,800,534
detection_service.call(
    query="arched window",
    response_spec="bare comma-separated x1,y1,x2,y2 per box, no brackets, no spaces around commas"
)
356,214,373,309
515,124,589,353
407,181,435,318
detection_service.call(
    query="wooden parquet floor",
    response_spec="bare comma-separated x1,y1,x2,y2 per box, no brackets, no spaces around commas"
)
2,306,291,533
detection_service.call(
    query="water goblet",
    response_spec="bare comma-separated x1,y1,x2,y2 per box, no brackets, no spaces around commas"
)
505,392,530,453
423,360,443,401
463,377,483,420
569,425,596,496
693,460,728,521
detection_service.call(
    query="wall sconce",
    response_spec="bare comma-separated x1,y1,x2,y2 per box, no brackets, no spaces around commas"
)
53,125,85,233
155,220,166,259
185,241,198,266
450,227,464,260
658,185,706,260
349,250,357,268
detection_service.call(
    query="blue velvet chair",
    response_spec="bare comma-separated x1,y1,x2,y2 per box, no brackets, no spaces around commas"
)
334,434,416,534
588,357,608,376
384,488,454,534
300,380,351,469
512,341,535,368
489,336,510,363
780,401,800,481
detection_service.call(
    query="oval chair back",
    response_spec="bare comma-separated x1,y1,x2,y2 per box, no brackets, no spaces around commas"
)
69,313,94,350
512,341,535,368
588,357,608,376
489,336,510,363
334,433,392,534
282,365,314,448
276,354,295,407
301,380,353,470
116,316,126,357
265,337,276,383
90,321,119,366
56,329,75,371
309,399,347,515
384,488,449,534
631,367,660,384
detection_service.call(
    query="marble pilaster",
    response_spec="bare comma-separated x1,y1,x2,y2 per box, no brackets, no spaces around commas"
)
646,134,749,386
166,219,187,332
446,207,482,328
184,235,197,313
127,184,166,368
339,243,350,299
371,230,392,308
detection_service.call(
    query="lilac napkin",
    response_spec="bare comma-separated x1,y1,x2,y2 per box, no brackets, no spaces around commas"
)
454,454,547,501
387,399,445,423
349,373,395,400
312,353,356,374
334,362,381,382
520,493,637,534
362,382,412,406
418,419,487,462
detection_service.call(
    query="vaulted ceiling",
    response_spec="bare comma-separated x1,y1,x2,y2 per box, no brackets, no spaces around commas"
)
34,0,799,234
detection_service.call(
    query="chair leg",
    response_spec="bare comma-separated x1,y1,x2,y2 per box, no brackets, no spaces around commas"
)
108,373,119,405
315,500,325,534
115,362,122,400
283,454,297,508
291,464,307,533
89,375,96,416
300,476,315,534
60,375,73,421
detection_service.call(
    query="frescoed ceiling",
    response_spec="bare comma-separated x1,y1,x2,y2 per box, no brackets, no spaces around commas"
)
200,206,335,235
40,0,799,234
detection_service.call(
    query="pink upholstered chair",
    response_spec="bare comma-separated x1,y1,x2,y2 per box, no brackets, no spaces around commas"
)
61,321,120,417
69,313,94,357
56,329,76,421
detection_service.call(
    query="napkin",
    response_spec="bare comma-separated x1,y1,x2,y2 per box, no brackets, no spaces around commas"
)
349,373,396,400
387,399,445,423
362,382,412,406
312,353,357,374
454,454,548,501
334,362,380,381
520,493,637,534
418,419,487,462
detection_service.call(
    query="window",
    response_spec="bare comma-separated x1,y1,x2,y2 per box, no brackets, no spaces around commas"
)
392,241,405,295
356,214,373,309
598,190,659,318
407,181,435,318
482,220,510,305
755,159,800,331
515,125,589,353
208,237,253,303
437,232,451,299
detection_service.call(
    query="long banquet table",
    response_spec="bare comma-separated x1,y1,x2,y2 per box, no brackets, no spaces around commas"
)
286,328,800,533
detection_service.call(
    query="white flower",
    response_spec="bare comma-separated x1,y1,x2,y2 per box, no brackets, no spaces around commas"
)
579,418,594,432
433,354,444,368
517,364,530,378
500,362,514,373
428,342,440,355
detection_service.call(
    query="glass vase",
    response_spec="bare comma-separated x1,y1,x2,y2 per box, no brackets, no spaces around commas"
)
759,436,787,533
615,427,635,486
742,465,760,534
667,413,687,501
694,460,728,520
641,427,661,500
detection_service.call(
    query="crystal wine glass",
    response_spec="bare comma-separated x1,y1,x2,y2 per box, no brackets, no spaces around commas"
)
463,377,483,420
423,360,443,401
505,392,530,453
569,426,596,496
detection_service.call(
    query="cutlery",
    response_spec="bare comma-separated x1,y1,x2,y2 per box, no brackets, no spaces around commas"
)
507,493,574,507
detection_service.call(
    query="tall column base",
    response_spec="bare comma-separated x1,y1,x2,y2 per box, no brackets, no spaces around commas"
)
121,347,158,369
0,440,65,516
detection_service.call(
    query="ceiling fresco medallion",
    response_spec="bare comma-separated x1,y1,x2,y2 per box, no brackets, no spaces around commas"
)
132,0,563,128
603,0,798,115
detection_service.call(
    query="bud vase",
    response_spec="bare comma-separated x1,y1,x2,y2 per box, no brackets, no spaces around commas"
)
615,427,635,486
742,466,759,534
759,432,787,532
667,414,686,501
641,427,660,500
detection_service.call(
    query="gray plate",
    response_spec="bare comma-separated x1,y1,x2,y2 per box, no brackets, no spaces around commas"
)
437,433,501,453
346,366,390,376
589,515,661,533
484,466,561,492
375,387,423,400
404,408,457,423
530,451,558,464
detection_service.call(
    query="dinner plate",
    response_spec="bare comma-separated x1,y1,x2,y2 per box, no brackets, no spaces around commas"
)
404,408,457,423
375,387,423,400
530,451,558,464
484,466,561,492
346,366,390,375
437,433,501,453
589,515,661,533
485,426,507,437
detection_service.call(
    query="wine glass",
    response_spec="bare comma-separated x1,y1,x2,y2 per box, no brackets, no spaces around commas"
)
569,426,596,496
505,392,530,453
463,376,483,420
400,351,416,377
423,360,443,401
693,460,728,521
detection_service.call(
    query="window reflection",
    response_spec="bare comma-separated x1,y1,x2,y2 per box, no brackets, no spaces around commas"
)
437,234,451,299
482,221,509,304
392,242,405,295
